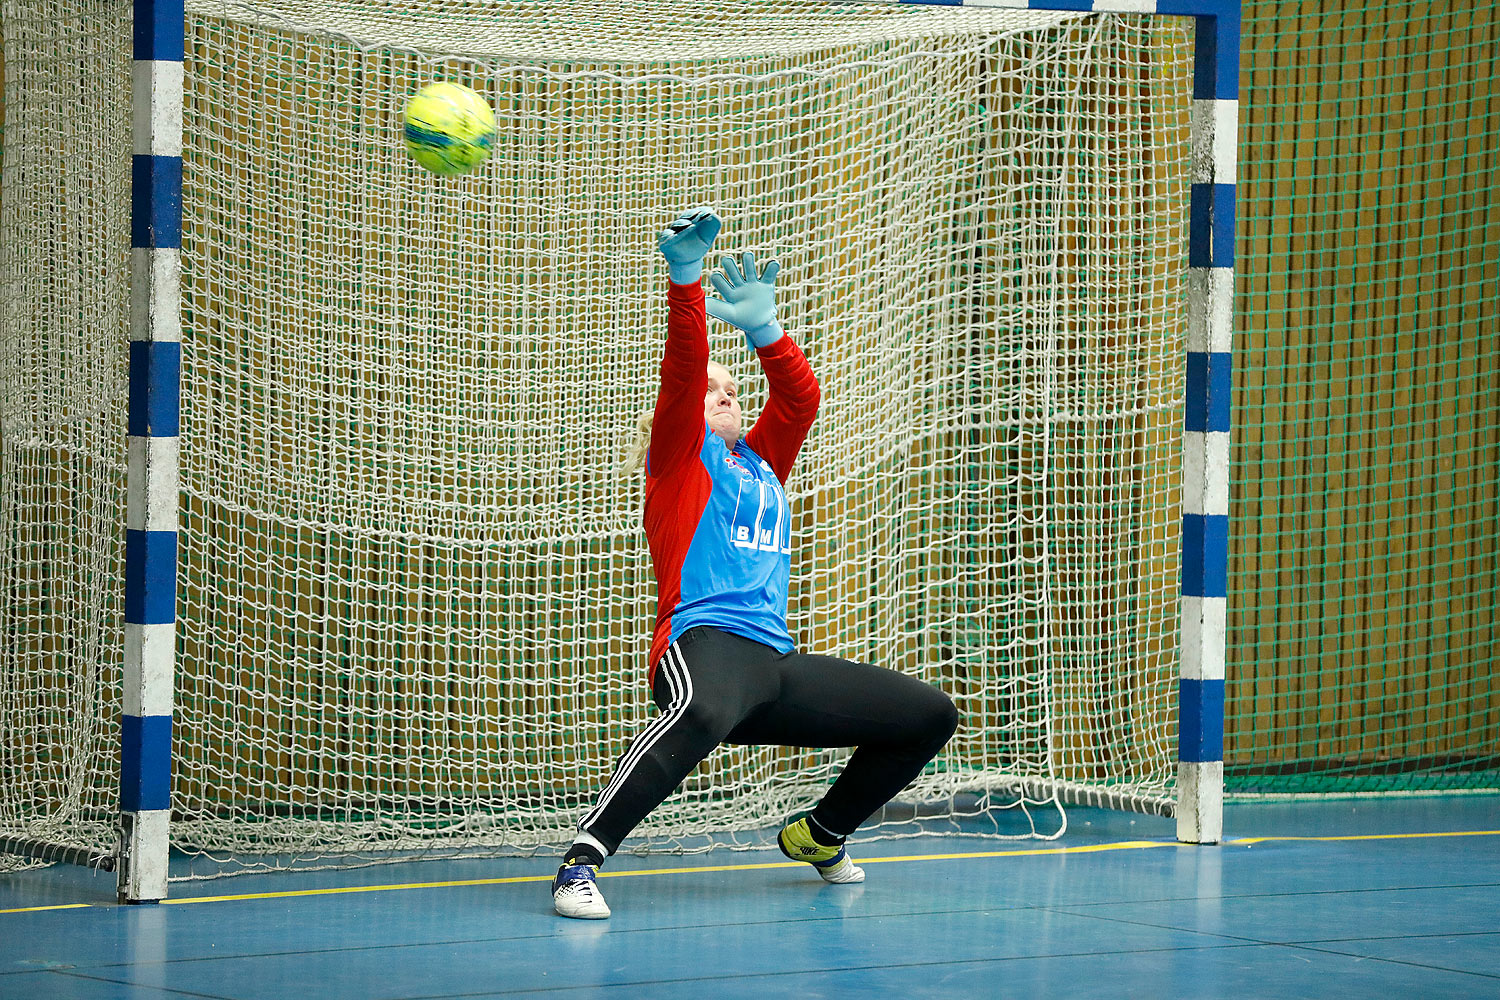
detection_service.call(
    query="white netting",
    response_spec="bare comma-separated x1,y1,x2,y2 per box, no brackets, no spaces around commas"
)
1,0,1192,877
0,0,132,871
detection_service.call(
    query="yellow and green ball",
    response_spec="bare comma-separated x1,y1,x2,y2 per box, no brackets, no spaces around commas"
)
402,82,495,177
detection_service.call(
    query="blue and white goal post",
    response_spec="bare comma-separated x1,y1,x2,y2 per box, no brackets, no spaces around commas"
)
115,0,1237,901
121,0,184,904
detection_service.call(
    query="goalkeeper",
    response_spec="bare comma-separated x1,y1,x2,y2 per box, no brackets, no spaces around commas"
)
551,208,959,920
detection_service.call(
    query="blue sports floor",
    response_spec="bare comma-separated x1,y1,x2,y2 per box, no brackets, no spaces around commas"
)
3,797,1498,999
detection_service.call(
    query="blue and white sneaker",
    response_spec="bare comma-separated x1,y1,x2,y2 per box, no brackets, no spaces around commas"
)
552,862,610,919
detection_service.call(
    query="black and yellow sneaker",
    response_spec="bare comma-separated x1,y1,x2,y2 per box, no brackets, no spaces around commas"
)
777,818,865,884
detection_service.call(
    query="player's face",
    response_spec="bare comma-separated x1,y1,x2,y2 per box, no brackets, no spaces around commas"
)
704,362,742,446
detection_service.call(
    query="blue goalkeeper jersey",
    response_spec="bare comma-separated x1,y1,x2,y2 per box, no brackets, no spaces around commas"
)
665,431,794,653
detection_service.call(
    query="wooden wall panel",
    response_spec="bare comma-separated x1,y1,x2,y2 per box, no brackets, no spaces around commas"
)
1228,2,1500,785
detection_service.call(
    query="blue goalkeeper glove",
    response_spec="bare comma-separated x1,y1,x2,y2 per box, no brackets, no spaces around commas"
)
657,207,722,284
706,251,784,351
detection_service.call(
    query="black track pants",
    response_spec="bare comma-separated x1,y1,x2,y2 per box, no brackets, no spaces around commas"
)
578,625,959,855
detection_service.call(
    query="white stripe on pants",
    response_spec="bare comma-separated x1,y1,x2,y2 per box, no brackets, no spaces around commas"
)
577,642,695,838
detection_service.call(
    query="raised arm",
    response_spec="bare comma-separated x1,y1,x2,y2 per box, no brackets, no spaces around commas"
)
744,334,820,484
646,208,721,478
705,251,819,482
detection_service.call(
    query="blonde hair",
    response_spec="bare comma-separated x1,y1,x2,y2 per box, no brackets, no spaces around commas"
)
622,408,654,475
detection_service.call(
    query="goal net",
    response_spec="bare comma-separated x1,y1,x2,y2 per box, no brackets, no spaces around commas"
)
1,0,1194,876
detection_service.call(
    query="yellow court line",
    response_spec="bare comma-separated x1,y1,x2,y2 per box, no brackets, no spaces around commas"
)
3,829,1497,914
0,903,94,915
160,839,1180,905
1229,829,1500,845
